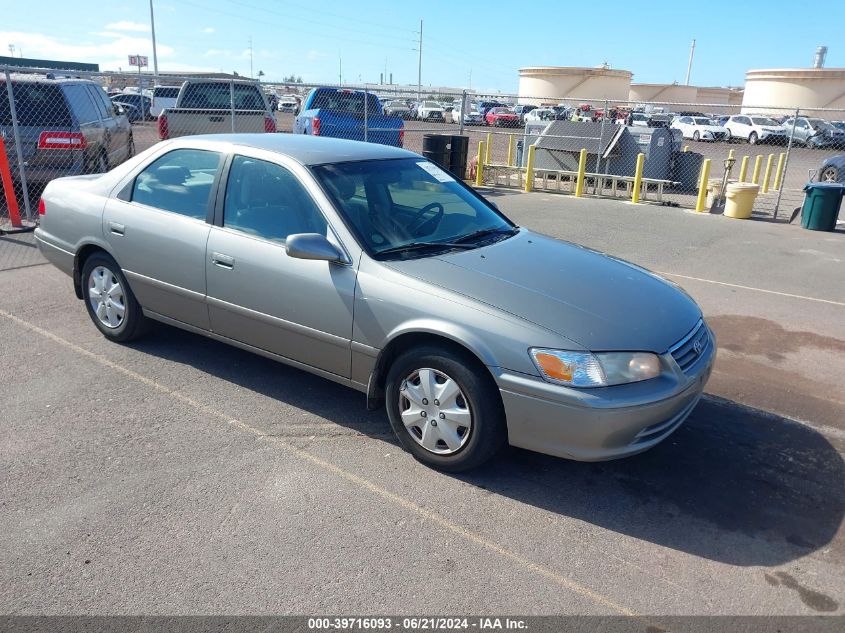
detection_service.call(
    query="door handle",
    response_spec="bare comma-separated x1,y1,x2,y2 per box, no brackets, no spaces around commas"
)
109,222,125,236
211,252,235,269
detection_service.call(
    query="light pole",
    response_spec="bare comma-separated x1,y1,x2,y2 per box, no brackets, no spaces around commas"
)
149,0,159,84
416,19,423,102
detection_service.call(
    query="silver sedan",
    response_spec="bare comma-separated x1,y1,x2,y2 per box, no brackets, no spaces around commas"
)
35,134,715,471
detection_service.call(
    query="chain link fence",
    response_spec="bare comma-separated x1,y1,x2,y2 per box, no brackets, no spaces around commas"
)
2,63,845,231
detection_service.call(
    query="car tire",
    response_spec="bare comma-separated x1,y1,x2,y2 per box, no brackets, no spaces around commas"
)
724,129,732,142
748,132,758,145
127,135,135,159
820,166,838,182
385,345,507,472
81,252,150,343
693,131,700,142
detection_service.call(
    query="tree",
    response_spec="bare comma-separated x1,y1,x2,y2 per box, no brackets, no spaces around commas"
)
283,74,303,84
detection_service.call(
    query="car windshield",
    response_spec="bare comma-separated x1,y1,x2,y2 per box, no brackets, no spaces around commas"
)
693,117,711,125
809,119,836,131
312,158,516,258
749,117,775,126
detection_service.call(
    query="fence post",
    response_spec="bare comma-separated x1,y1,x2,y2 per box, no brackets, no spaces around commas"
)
229,79,236,133
507,134,515,167
683,146,689,153
773,107,800,220
458,90,466,137
4,68,32,222
738,156,749,182
631,153,645,204
695,159,711,212
475,140,485,187
575,148,587,198
485,132,492,164
363,86,369,143
751,155,762,184
773,152,786,190
761,153,774,193
595,99,608,173
524,144,536,193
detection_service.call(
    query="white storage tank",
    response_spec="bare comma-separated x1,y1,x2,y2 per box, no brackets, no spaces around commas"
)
518,66,632,105
742,68,845,116
629,83,697,105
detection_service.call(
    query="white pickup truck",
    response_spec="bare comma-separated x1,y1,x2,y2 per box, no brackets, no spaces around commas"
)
157,79,277,139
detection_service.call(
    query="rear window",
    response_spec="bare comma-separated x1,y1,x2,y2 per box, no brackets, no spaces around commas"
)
0,82,72,127
153,86,180,99
179,83,265,110
309,89,381,115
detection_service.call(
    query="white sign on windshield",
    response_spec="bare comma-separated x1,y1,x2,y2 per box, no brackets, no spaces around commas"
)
417,161,453,183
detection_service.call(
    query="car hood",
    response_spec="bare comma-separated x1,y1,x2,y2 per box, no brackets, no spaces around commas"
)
384,230,701,353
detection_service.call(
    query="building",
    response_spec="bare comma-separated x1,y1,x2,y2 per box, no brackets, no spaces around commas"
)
0,56,99,72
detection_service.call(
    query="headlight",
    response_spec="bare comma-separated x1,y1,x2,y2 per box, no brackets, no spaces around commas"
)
530,348,662,388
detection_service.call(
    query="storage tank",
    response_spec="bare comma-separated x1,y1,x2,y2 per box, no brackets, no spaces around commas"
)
629,83,697,105
742,68,845,116
518,66,632,105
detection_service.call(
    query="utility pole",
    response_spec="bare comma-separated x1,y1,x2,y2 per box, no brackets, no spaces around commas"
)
249,37,254,79
417,19,423,101
685,38,696,86
149,0,159,84
339,54,342,86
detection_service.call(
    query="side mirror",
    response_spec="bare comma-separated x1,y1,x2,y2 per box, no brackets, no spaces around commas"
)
286,233,344,263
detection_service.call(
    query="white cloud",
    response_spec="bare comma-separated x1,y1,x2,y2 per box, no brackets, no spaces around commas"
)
104,21,149,32
0,31,172,68
306,49,327,61
204,48,232,58
202,27,215,34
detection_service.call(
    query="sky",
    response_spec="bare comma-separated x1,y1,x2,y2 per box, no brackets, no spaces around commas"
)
2,0,844,93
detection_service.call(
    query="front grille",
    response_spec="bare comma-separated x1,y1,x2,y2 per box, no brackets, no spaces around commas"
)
669,320,710,375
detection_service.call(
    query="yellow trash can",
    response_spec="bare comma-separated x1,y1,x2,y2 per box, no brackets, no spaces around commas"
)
724,183,760,219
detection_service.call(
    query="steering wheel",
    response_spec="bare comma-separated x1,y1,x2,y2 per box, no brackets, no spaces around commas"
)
407,202,444,234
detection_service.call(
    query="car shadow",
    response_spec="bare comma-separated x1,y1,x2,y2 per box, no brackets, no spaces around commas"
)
130,323,844,567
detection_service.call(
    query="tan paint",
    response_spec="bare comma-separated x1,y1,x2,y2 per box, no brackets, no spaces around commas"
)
518,66,632,105
742,68,845,116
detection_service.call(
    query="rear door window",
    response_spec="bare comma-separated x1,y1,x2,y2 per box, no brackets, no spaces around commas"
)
64,85,101,124
132,149,223,220
1,82,72,127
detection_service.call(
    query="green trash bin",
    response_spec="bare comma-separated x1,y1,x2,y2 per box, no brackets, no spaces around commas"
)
800,183,845,231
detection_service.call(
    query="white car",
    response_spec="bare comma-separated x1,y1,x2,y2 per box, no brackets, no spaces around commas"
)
452,102,483,125
616,112,649,127
150,85,180,119
524,108,557,123
724,115,787,145
278,95,299,113
417,100,445,121
671,116,729,142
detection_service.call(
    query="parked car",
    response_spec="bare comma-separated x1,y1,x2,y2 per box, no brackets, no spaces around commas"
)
111,100,143,123
278,94,299,113
383,100,411,120
525,108,557,123
724,115,786,145
452,102,483,125
479,100,506,118
615,112,649,127
266,93,279,112
815,154,845,183
671,116,729,141
832,121,845,132
158,79,276,140
0,74,133,188
512,104,537,122
485,107,519,127
417,100,445,121
34,134,714,471
294,87,404,147
781,117,845,149
112,93,152,120
150,85,180,118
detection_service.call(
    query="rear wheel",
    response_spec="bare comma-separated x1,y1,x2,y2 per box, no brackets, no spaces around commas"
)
81,253,149,342
385,346,506,472
692,131,700,142
748,131,758,145
820,166,838,182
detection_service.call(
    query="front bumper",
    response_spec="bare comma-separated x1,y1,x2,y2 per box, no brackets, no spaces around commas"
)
496,325,716,461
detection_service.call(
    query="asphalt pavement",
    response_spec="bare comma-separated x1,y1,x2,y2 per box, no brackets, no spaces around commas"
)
1,193,843,616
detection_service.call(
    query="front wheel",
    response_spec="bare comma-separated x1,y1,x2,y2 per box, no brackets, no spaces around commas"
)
385,346,507,471
748,131,758,145
692,131,700,142
820,166,839,182
81,253,149,342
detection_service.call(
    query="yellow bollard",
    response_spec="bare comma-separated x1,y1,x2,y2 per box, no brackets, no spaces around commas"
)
738,156,749,182
507,134,515,167
761,153,774,193
695,159,712,212
631,153,645,204
574,148,588,198
683,146,689,152
751,155,762,184
773,152,786,190
485,132,492,164
728,149,735,161
475,140,485,187
524,144,536,192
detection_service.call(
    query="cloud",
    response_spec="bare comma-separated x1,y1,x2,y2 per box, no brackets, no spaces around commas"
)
104,21,149,32
204,48,232,58
202,27,215,34
307,49,327,61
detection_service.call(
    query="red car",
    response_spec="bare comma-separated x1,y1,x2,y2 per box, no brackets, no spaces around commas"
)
485,107,519,127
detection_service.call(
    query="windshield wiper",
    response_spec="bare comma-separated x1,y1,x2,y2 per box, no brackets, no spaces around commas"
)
377,241,478,256
454,226,519,244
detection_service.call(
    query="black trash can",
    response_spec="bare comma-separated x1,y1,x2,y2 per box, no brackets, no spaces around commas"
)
422,134,451,171
671,151,704,192
449,135,469,179
800,183,845,231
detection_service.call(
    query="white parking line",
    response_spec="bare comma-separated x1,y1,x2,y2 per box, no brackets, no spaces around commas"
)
656,272,845,307
0,306,639,617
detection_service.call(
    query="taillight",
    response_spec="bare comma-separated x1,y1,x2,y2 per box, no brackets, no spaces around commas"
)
158,113,169,139
264,115,277,133
399,126,405,148
38,198,46,215
312,117,321,136
38,131,86,150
